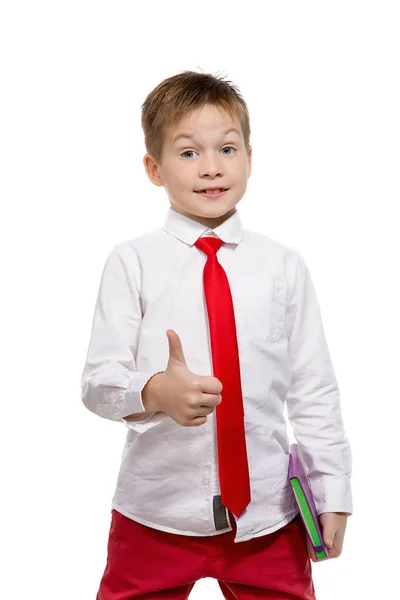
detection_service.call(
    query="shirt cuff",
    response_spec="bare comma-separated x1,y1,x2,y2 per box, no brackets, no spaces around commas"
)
310,476,353,516
119,370,164,420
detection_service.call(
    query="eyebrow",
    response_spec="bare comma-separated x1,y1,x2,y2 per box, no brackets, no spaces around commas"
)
172,127,241,144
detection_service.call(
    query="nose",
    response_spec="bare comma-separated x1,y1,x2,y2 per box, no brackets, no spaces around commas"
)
199,152,223,178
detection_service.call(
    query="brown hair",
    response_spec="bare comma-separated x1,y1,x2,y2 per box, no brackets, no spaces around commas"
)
141,69,251,164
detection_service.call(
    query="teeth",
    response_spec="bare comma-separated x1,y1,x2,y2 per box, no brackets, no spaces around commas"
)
203,189,224,194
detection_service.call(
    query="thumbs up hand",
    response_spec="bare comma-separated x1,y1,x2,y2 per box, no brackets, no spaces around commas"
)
141,329,223,427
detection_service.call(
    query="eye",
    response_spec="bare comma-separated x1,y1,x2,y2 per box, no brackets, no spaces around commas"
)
221,146,235,155
181,146,236,159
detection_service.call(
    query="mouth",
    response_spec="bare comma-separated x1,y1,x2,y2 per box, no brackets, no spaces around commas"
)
195,188,229,198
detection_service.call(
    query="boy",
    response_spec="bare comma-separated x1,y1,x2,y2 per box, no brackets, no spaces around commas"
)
81,70,352,599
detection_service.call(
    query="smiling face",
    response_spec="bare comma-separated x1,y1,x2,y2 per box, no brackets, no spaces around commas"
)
143,103,252,229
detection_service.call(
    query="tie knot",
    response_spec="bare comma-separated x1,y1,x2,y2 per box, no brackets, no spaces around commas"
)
194,236,224,256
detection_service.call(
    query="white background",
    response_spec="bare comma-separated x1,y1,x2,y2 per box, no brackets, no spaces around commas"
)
1,1,399,598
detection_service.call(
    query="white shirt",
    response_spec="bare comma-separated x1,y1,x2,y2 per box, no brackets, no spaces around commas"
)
81,206,353,543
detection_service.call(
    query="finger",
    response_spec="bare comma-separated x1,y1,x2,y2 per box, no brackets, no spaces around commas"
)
190,402,218,418
198,405,218,416
166,329,188,365
186,393,221,413
329,529,345,558
322,521,338,551
327,545,341,559
200,392,222,407
186,415,208,427
197,376,223,395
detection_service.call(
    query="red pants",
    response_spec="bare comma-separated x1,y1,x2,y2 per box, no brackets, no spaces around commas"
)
97,509,316,600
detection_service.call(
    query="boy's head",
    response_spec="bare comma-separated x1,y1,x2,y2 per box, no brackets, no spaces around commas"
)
142,70,252,229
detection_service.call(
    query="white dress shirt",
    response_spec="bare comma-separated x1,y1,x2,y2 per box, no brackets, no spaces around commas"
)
81,206,353,543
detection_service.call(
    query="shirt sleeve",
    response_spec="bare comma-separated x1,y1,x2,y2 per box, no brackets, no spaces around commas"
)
80,243,164,426
285,251,353,516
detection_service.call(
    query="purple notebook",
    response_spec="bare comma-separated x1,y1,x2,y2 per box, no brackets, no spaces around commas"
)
288,444,329,560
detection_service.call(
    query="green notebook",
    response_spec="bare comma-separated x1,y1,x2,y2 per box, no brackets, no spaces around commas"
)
289,444,329,560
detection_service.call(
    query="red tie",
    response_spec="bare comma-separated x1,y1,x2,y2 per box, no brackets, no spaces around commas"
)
194,236,251,518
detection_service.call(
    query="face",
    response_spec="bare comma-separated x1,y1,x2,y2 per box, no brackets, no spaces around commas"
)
143,104,252,229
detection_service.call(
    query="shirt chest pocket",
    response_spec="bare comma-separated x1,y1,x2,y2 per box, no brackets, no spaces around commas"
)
235,277,285,342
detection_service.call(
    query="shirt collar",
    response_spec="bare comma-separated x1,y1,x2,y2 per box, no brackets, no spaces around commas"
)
163,206,245,246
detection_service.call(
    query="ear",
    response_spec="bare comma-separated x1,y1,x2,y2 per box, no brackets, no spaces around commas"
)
247,145,252,178
143,153,164,187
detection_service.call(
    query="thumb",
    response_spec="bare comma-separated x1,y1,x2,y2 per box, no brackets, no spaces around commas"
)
166,329,188,366
323,527,336,549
